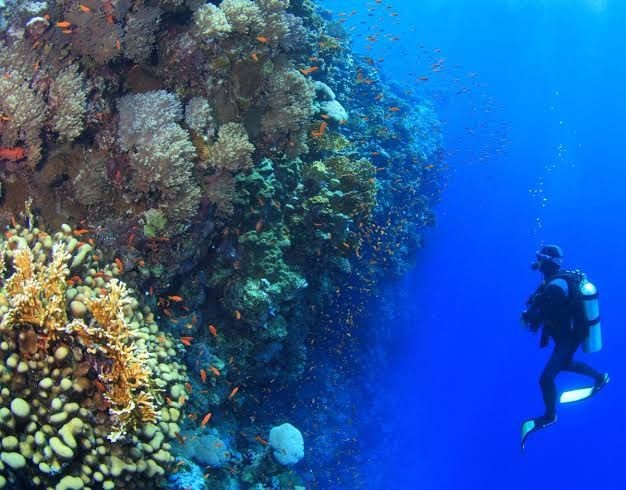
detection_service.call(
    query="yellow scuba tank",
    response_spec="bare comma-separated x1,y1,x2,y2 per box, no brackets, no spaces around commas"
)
580,280,602,353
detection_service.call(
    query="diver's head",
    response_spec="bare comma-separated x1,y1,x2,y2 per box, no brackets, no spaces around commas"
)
531,244,563,277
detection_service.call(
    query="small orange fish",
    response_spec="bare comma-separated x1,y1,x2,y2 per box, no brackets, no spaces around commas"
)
311,121,328,138
79,4,91,12
114,257,124,273
0,147,26,161
115,39,121,50
234,310,242,320
251,53,258,62
209,324,218,337
168,295,183,302
388,107,401,112
256,36,269,44
184,382,193,393
72,229,91,236
255,219,263,233
228,386,239,400
299,66,319,76
180,336,193,346
201,412,212,427
56,21,72,28
255,436,268,446
200,369,207,383
210,366,220,376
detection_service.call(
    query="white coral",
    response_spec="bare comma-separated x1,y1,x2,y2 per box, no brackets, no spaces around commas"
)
48,64,87,142
194,3,232,39
206,122,255,172
219,0,263,34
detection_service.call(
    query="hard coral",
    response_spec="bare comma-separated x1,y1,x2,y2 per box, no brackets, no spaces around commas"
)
206,122,255,172
193,3,232,40
0,223,189,488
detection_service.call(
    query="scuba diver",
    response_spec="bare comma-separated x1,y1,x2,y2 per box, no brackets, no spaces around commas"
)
520,244,609,450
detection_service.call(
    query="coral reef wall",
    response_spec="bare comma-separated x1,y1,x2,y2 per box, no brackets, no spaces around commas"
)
0,0,444,487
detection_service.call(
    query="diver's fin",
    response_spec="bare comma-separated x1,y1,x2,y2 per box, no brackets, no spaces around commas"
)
521,416,557,452
559,386,594,403
559,373,610,404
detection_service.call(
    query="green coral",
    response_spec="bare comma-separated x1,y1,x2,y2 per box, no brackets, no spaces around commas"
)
142,209,168,238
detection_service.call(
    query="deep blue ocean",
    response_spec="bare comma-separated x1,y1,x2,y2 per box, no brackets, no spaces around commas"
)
321,0,626,488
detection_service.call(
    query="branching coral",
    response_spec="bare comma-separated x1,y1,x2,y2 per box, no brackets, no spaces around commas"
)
0,223,189,487
124,6,163,64
48,64,87,142
117,90,201,224
205,122,255,172
64,0,127,64
3,245,70,339
0,40,47,167
260,67,315,155
193,3,232,39
220,0,263,34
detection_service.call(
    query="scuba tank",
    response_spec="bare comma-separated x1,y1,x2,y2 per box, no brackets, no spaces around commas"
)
580,279,602,353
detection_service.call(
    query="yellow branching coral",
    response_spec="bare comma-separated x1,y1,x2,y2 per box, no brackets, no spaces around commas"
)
3,245,70,339
1,236,158,442
73,280,158,440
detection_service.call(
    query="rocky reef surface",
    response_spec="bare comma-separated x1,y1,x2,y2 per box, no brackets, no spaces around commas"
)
0,0,444,488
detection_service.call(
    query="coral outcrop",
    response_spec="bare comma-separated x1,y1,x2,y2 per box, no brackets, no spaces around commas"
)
0,223,188,488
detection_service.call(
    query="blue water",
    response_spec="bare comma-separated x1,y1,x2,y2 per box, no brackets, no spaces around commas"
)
323,0,626,488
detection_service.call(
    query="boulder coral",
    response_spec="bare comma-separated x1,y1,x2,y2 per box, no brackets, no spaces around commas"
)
0,222,188,488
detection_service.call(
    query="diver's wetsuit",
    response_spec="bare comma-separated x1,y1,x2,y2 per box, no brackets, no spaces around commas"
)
525,277,603,419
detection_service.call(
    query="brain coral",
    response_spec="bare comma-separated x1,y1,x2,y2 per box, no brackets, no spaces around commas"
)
0,222,188,488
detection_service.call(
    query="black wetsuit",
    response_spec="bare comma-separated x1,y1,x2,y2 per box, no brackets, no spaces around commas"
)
525,274,603,418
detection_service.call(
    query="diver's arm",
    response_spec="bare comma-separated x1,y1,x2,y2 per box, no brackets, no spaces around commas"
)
522,283,568,330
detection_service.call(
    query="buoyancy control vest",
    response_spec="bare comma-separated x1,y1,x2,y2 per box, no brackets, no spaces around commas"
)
548,270,602,353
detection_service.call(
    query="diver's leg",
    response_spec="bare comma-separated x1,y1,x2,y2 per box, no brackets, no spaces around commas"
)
539,345,568,420
564,360,603,383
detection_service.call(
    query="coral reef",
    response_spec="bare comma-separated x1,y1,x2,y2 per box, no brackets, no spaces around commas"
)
0,222,188,488
0,0,445,487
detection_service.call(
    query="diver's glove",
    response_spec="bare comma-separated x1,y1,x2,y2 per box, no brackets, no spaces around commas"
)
520,310,539,332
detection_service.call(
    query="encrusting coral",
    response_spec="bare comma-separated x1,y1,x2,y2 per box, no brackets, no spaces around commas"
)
0,222,189,488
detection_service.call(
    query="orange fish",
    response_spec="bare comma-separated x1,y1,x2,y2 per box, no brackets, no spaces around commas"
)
256,36,269,44
210,366,220,376
388,107,401,112
255,219,263,233
0,147,26,161
114,257,124,273
311,121,328,138
209,324,218,337
79,4,91,12
251,53,258,62
228,386,239,400
255,436,268,446
184,382,193,393
200,369,207,383
201,412,212,427
168,295,183,302
72,229,91,236
56,21,72,28
299,66,319,76
180,336,193,346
